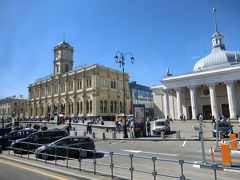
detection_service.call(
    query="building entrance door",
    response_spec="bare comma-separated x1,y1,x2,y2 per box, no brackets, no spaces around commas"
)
221,104,230,118
202,105,212,120
188,106,192,120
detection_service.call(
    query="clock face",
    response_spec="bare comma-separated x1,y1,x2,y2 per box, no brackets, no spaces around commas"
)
64,52,71,59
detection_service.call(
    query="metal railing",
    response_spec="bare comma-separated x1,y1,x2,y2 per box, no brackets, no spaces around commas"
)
4,140,240,180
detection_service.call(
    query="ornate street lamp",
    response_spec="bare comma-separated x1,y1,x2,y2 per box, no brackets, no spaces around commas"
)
114,52,135,138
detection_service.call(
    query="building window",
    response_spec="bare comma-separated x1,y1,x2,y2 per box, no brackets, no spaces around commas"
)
114,101,117,113
111,81,116,89
80,101,83,114
104,100,107,113
90,100,92,114
100,100,103,113
77,102,80,114
86,78,92,88
86,101,89,113
120,101,123,113
77,80,82,89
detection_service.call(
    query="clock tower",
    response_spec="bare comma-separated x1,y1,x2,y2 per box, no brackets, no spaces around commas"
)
53,41,74,75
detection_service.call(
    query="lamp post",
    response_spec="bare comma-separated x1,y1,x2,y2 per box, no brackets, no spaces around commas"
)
1,109,5,128
114,52,135,138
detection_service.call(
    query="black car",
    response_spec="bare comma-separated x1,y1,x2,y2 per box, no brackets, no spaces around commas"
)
0,128,37,149
11,129,68,153
36,136,95,159
212,121,233,137
0,127,11,137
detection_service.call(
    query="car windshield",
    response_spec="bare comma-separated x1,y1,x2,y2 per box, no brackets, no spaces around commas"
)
155,121,165,126
215,122,231,128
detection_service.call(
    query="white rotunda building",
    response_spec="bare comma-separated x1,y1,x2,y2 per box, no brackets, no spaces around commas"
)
152,10,240,120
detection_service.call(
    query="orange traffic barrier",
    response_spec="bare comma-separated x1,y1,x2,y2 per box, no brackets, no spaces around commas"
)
228,134,238,149
220,144,232,166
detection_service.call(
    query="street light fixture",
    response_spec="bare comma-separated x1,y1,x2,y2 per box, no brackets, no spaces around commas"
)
114,52,135,138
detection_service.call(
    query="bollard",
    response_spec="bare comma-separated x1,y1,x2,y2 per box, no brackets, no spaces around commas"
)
161,131,165,139
229,134,238,149
220,143,232,166
83,132,86,137
102,132,106,140
74,131,77,136
112,132,116,139
92,132,95,138
176,131,181,139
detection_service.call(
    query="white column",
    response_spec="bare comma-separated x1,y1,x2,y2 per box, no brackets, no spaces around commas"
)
176,88,183,119
189,86,197,120
163,90,169,119
225,80,237,119
208,83,218,119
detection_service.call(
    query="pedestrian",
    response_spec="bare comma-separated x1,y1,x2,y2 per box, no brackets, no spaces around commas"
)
180,115,183,122
169,115,174,123
182,114,186,121
211,115,216,124
146,121,151,136
86,122,90,134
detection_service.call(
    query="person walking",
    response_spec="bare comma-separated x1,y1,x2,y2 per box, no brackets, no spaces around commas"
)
146,121,151,136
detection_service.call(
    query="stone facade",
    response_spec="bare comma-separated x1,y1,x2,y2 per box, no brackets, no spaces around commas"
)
0,95,28,122
28,42,130,121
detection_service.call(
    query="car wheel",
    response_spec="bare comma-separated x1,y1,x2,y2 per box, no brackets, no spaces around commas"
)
41,153,49,160
79,150,88,158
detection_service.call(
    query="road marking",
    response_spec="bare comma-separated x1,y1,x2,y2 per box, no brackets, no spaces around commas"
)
181,139,187,146
109,140,124,145
141,151,178,157
122,150,142,153
0,159,68,180
121,150,178,157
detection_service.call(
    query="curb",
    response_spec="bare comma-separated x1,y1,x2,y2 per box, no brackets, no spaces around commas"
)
0,155,98,180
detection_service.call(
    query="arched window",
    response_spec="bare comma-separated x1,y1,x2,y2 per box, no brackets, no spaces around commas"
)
86,101,89,113
120,102,123,113
77,102,80,114
90,100,92,113
114,101,117,113
104,101,107,113
68,103,71,114
100,100,103,113
80,101,83,114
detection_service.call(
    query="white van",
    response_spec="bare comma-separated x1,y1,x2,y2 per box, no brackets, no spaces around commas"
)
152,119,170,135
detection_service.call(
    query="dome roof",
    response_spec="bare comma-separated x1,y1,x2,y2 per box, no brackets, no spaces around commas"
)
193,48,240,71
58,41,70,46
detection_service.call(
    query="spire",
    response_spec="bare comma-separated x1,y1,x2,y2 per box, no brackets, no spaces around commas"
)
212,8,218,33
211,8,225,50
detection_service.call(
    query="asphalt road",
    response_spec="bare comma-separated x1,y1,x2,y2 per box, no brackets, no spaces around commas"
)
1,120,239,180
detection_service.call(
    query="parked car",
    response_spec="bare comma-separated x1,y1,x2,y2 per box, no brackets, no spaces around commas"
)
212,121,233,137
11,129,68,153
152,119,170,135
0,128,37,149
0,127,11,138
35,136,95,160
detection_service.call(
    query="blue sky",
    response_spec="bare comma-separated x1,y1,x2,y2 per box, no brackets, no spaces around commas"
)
0,0,240,98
